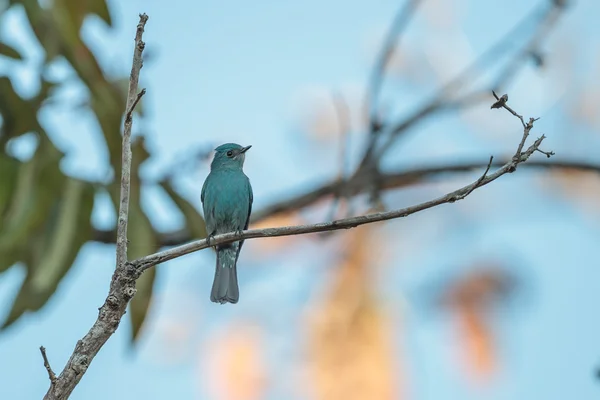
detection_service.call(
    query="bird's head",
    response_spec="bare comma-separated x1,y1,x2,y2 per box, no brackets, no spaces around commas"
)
210,143,252,170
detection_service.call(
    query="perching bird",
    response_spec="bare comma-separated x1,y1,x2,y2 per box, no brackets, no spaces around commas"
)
201,143,253,304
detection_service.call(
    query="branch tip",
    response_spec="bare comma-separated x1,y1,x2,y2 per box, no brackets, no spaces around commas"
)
39,346,57,385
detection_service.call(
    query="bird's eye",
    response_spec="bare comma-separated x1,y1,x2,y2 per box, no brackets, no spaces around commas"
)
226,150,233,157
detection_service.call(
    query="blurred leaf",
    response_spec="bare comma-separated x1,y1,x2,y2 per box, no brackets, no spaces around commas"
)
542,169,600,214
0,153,20,216
439,268,516,310
160,180,207,239
55,0,112,28
129,257,156,342
2,177,95,328
435,267,516,384
0,154,23,273
0,0,163,333
128,138,157,342
0,77,45,143
458,308,495,383
107,137,157,342
126,198,157,342
88,0,112,26
0,140,64,273
249,213,303,253
23,0,125,167
0,42,22,60
308,226,399,400
206,325,267,400
21,0,62,62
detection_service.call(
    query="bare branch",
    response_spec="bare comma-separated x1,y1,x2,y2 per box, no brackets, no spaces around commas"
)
125,88,146,122
91,158,600,248
452,156,494,201
323,91,353,223
490,91,547,170
366,0,422,132
132,136,544,272
132,100,549,272
492,90,527,127
39,346,57,386
535,148,555,158
43,14,149,400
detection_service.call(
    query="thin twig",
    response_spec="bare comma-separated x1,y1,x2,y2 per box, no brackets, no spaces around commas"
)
323,92,352,224
366,0,422,133
452,156,494,201
43,13,149,400
535,148,555,158
490,91,545,168
126,88,146,122
39,346,57,385
492,90,527,127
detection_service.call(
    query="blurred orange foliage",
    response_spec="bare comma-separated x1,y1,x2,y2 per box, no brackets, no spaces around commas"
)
439,267,515,384
306,225,402,400
204,324,267,400
249,213,306,252
542,170,600,215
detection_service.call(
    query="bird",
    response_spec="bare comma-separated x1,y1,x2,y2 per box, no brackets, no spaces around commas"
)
201,143,253,304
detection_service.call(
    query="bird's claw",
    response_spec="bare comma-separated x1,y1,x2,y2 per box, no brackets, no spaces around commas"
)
206,233,216,247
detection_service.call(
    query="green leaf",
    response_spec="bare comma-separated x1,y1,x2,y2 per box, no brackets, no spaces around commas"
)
2,177,95,328
0,153,20,216
0,140,64,273
160,180,207,239
0,42,22,60
88,0,112,26
0,77,45,143
126,198,158,342
107,138,157,342
130,266,156,343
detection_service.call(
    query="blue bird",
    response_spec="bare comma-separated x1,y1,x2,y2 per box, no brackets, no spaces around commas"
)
201,143,253,304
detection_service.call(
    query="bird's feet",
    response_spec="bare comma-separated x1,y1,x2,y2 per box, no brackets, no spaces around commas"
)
206,233,216,247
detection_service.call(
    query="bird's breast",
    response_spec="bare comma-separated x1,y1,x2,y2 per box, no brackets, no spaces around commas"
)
203,171,250,233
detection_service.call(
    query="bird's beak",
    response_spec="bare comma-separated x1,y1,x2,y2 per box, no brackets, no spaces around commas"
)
240,145,252,154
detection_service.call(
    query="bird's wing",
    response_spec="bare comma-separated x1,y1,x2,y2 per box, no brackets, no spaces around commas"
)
244,178,253,230
201,176,207,204
201,174,216,235
234,178,252,262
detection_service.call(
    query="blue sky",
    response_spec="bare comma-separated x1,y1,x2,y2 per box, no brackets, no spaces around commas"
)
1,0,600,399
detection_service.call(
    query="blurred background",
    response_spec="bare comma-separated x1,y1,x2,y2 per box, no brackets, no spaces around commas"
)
1,0,600,399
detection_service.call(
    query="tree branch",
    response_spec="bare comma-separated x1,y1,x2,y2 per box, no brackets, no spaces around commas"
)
43,14,148,400
39,346,57,386
365,0,422,133
90,158,600,247
131,98,549,272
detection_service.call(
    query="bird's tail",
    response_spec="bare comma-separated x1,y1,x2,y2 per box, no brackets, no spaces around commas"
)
211,243,240,304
